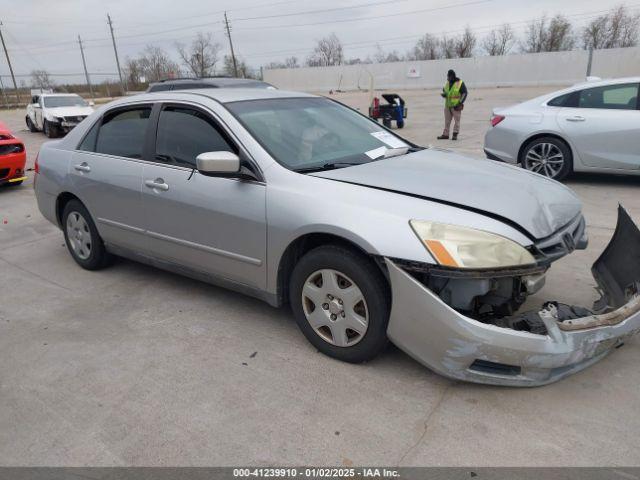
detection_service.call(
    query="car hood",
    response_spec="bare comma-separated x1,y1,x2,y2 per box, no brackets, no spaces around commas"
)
311,148,582,240
46,106,94,117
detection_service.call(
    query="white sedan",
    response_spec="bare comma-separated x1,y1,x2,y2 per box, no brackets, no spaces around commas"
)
484,77,640,180
26,93,94,138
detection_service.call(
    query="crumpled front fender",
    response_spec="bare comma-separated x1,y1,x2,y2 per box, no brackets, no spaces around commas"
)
386,206,640,387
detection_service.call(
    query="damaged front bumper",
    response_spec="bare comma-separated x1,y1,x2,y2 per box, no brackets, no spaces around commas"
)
386,206,640,387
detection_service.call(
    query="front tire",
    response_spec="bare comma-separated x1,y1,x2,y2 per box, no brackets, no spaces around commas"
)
521,136,572,181
289,245,390,363
62,200,112,270
43,120,58,138
26,116,38,132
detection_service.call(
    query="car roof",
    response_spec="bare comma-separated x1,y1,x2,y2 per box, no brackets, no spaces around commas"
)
39,93,83,97
141,87,316,104
569,76,640,90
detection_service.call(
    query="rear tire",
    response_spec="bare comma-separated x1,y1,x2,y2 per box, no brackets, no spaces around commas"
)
289,245,390,363
520,136,572,181
62,200,112,270
382,118,392,128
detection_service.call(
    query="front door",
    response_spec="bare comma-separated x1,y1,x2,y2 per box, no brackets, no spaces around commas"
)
558,82,640,170
142,104,267,289
69,105,152,252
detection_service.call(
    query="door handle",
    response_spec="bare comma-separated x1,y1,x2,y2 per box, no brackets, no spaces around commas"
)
566,116,586,122
145,178,169,191
74,162,91,172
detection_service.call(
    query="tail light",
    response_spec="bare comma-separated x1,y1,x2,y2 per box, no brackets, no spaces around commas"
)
34,152,39,174
491,114,505,127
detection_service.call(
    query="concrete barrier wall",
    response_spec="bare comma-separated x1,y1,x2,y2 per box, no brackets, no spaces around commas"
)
264,47,640,92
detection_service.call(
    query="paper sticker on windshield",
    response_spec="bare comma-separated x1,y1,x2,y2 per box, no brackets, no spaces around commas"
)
370,131,408,149
365,146,388,160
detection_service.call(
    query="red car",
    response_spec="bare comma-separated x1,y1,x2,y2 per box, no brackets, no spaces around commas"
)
0,121,27,186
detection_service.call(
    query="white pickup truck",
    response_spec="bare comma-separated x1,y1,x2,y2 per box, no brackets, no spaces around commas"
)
26,93,94,138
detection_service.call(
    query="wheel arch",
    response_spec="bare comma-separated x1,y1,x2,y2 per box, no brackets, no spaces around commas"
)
275,232,387,307
518,132,575,166
55,191,83,228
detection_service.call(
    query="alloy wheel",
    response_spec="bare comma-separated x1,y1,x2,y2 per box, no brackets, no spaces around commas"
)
66,211,92,260
523,142,565,178
301,269,369,347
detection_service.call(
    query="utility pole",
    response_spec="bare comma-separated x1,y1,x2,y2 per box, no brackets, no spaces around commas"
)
0,21,20,104
586,47,594,77
107,14,125,94
0,75,9,108
78,35,94,98
224,12,239,77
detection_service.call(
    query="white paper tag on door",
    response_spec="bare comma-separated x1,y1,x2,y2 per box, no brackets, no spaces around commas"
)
370,131,409,149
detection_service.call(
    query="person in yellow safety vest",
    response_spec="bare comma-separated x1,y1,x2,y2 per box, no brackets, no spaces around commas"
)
437,69,468,141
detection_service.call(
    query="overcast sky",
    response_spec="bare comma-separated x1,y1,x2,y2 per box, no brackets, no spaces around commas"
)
0,0,628,85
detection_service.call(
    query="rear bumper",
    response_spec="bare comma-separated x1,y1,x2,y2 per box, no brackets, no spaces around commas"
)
386,207,640,387
483,128,519,164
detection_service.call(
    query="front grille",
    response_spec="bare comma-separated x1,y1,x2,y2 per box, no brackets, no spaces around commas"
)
64,116,86,123
533,215,587,263
0,143,24,155
0,168,9,179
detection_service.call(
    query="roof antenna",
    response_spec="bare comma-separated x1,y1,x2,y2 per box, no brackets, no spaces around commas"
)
187,168,196,180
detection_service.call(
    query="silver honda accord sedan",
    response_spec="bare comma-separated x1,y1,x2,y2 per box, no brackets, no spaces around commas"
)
484,77,640,180
34,88,640,386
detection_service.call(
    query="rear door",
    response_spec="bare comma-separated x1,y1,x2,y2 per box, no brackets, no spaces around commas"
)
557,82,640,170
70,104,152,252
141,102,267,289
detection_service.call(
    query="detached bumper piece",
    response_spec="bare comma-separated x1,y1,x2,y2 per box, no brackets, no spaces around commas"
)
386,206,640,386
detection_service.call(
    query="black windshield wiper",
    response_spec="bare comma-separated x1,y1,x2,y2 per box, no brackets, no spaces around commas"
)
294,162,363,173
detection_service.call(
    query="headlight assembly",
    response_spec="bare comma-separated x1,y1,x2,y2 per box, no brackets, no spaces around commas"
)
409,220,536,269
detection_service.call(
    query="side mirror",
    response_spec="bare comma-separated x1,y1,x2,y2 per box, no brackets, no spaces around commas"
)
196,151,240,175
89,101,95,107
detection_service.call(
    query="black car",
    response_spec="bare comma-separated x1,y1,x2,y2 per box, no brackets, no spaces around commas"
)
146,77,276,92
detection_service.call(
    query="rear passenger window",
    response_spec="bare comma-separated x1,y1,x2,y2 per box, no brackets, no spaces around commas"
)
95,107,151,158
78,120,99,151
547,92,574,107
155,106,235,168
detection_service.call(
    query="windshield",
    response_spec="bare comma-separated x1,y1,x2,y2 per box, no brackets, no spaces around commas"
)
226,97,411,171
43,95,88,108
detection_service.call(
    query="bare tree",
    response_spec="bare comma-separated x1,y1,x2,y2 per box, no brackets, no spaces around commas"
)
522,15,575,52
123,57,143,86
583,5,640,49
439,35,456,59
306,33,344,67
176,32,221,77
373,44,403,63
31,70,54,90
284,56,300,68
408,33,440,60
545,15,575,51
482,24,515,56
454,26,477,58
139,45,181,82
222,55,253,78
